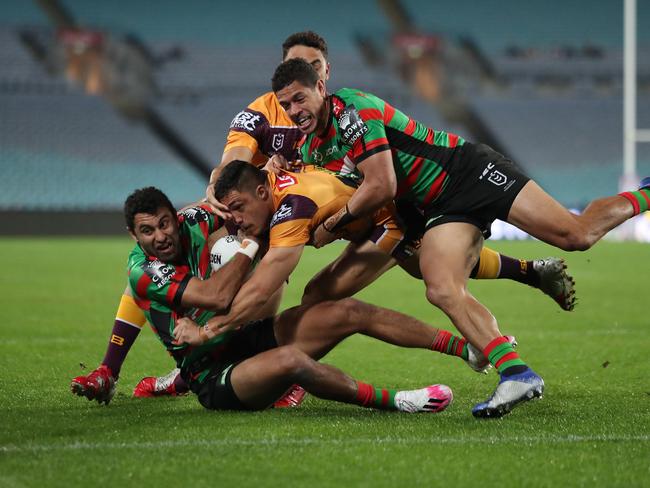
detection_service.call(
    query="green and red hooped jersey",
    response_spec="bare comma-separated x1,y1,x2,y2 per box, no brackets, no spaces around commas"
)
127,204,234,377
299,88,466,207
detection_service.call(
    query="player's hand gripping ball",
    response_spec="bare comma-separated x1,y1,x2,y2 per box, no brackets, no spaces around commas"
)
210,235,242,271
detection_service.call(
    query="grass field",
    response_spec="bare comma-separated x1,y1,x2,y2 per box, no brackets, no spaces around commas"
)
1,238,649,487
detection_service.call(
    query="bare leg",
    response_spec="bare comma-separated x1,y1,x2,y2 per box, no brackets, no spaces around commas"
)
508,180,635,251
419,222,500,350
230,346,359,409
301,241,396,306
275,298,441,360
230,345,452,413
417,222,545,418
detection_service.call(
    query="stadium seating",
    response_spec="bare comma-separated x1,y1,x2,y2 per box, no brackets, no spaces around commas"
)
1,0,649,216
470,96,650,207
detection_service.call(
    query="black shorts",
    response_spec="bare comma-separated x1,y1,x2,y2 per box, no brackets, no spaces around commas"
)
423,143,530,238
184,317,278,411
390,199,426,261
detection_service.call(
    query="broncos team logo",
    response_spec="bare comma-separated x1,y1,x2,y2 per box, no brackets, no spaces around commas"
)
230,110,262,132
270,195,318,228
270,203,293,227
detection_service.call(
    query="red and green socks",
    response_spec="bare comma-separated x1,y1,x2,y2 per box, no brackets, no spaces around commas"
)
430,330,468,360
484,336,528,377
620,189,650,215
355,381,397,409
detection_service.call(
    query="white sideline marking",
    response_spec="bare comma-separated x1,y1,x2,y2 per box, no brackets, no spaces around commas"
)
2,435,648,453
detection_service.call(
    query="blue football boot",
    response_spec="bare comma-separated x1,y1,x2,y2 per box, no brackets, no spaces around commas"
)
472,368,544,419
639,176,650,190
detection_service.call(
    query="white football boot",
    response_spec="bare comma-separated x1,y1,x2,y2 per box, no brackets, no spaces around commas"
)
394,384,453,413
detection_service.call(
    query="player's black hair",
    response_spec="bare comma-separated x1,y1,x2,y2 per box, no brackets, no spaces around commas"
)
272,58,319,93
215,160,267,201
124,186,176,231
282,31,328,60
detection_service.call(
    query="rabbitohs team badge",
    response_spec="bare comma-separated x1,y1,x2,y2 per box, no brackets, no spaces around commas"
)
337,105,368,146
180,206,210,224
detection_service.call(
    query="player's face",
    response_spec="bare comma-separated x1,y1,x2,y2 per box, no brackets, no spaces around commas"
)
130,207,181,262
283,46,330,81
221,187,271,237
276,79,328,135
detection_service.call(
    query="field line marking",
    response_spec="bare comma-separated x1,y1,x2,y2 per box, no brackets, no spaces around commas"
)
2,434,649,453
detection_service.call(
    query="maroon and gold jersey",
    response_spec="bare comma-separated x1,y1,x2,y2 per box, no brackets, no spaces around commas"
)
266,168,409,257
224,92,303,166
268,168,354,248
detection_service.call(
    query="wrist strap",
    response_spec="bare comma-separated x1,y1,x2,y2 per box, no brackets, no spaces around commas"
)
322,219,335,233
236,239,259,260
329,204,356,232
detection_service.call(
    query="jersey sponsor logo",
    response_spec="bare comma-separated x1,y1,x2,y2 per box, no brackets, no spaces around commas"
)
270,203,294,227
311,145,339,164
272,133,285,151
479,162,508,187
180,206,210,224
338,105,369,146
144,260,176,288
327,145,339,156
275,174,297,189
230,110,261,132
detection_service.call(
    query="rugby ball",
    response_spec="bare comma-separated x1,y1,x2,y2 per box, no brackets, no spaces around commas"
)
210,235,242,271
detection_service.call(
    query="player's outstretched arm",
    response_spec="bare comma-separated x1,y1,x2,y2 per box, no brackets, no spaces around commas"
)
202,245,304,339
347,150,397,216
179,239,260,313
314,150,396,248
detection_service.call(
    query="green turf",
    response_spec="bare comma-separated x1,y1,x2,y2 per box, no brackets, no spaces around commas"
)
1,238,649,487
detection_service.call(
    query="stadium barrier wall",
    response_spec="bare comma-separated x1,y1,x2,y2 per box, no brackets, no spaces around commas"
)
2,211,649,241
0,211,126,235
